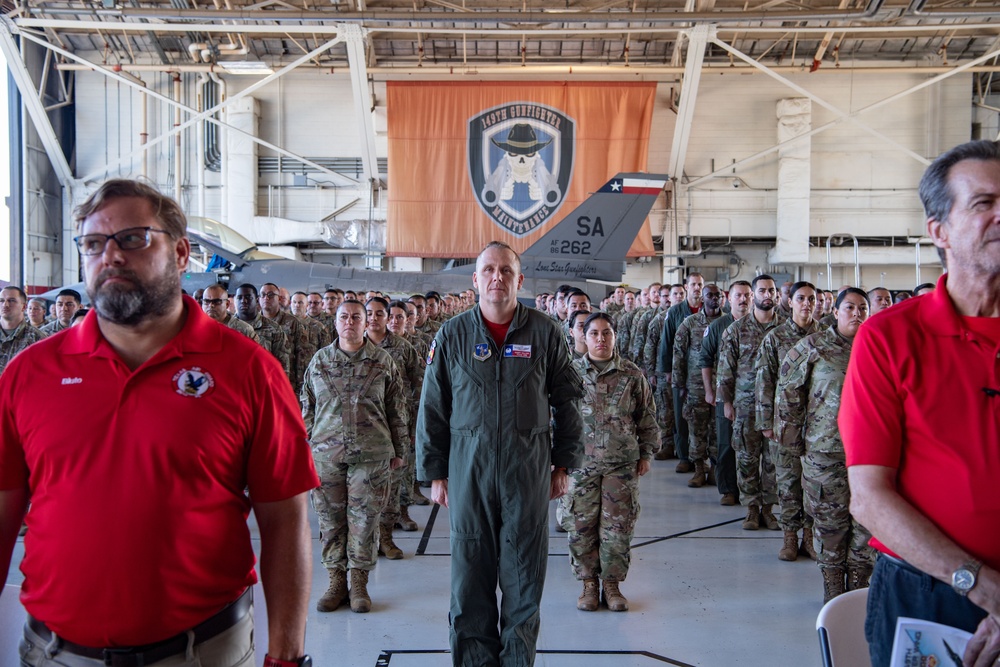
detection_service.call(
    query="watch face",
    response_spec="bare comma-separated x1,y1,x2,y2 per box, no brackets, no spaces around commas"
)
954,569,975,590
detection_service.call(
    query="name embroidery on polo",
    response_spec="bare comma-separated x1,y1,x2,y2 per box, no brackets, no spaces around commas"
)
173,367,215,398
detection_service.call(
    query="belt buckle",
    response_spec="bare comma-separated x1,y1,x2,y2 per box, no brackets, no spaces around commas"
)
102,648,145,667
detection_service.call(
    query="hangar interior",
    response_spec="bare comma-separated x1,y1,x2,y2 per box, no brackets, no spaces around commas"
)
5,0,999,295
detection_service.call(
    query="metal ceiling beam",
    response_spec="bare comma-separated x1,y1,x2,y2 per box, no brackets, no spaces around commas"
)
342,23,380,185
685,40,1000,187
15,26,358,185
668,24,712,183
0,18,74,187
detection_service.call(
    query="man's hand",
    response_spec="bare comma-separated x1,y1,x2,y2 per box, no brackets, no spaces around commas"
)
762,428,774,440
705,387,715,406
389,457,404,470
550,468,568,499
431,479,448,508
664,372,672,385
963,614,1000,667
724,401,735,421
637,459,651,477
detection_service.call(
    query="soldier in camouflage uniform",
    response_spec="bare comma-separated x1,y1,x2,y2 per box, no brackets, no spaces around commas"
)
700,281,752,505
292,291,332,356
261,282,315,391
672,284,724,487
302,299,408,614
566,312,659,612
614,291,640,358
39,289,81,336
0,286,46,374
628,282,662,365
389,300,431,507
716,274,782,531
637,286,675,459
775,287,874,603
657,275,705,473
201,284,260,342
365,296,424,554
754,281,823,561
235,283,291,380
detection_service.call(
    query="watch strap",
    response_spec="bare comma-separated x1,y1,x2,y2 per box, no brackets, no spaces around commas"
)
264,656,307,667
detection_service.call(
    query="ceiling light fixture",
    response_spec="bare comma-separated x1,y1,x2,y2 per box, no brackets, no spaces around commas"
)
218,61,274,75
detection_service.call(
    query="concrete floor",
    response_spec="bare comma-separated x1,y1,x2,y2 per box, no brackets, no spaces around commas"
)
3,458,829,666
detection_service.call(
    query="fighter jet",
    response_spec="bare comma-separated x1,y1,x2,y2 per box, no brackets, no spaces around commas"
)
185,172,668,299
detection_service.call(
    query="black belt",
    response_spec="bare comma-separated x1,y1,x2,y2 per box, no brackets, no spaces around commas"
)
27,587,253,667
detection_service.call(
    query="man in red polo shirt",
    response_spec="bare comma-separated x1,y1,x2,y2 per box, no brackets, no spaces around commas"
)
842,140,1000,667
0,179,319,667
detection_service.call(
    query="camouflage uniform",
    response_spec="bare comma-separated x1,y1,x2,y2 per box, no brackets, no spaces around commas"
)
39,320,70,336
220,313,260,343
657,302,698,463
673,311,723,465
399,332,430,500
0,322,46,374
297,314,332,357
819,312,837,329
716,311,782,508
754,318,822,532
615,308,639,359
775,326,874,577
246,312,291,380
369,332,423,529
301,340,409,573
700,313,737,497
639,309,673,452
628,306,656,364
565,353,659,582
269,309,315,391
310,312,337,342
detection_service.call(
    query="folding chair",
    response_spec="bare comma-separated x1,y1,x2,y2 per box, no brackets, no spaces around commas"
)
816,588,872,667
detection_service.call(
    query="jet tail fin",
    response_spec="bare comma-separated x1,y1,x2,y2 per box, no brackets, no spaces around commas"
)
520,173,669,282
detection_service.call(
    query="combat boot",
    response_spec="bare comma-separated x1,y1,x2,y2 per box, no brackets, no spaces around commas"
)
577,578,599,611
742,504,760,530
395,506,418,532
411,483,430,506
822,567,846,603
316,568,348,612
602,580,629,612
847,565,873,591
675,460,693,474
654,441,675,460
800,525,818,560
778,531,799,561
349,569,372,613
378,524,404,560
706,464,717,486
687,460,707,488
761,505,780,530
720,493,738,506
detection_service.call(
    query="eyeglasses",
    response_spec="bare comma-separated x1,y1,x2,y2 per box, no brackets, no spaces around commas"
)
202,298,227,306
74,227,171,256
260,292,280,300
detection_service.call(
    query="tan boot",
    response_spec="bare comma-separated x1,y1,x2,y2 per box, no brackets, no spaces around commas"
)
847,565,873,591
316,568,348,612
778,531,799,562
396,506,418,532
577,578,599,611
742,504,760,531
411,483,430,506
760,505,780,530
687,460,707,488
602,580,629,612
799,525,818,560
719,493,738,506
675,460,693,474
349,569,372,613
654,442,675,460
822,567,846,604
378,524,403,560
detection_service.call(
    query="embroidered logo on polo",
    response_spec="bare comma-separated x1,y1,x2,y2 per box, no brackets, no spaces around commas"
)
173,367,215,398
474,343,492,361
503,344,532,359
468,103,575,237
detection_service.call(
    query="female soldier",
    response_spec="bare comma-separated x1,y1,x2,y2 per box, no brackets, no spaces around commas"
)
566,312,659,612
775,287,873,603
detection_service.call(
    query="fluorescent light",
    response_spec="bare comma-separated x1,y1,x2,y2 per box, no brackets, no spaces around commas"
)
219,61,274,75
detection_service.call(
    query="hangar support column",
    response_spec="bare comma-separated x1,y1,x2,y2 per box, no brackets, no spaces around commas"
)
768,98,811,265
225,97,259,238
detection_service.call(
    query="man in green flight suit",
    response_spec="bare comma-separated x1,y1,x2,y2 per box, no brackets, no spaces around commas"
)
416,241,584,667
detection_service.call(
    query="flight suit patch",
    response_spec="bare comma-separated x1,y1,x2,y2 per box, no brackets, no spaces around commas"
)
504,344,532,359
474,343,492,361
427,340,437,365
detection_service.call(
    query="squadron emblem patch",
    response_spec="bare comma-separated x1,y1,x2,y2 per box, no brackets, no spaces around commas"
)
468,102,575,237
173,367,215,398
474,343,491,361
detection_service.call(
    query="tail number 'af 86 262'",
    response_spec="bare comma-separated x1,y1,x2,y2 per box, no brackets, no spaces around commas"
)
550,240,591,255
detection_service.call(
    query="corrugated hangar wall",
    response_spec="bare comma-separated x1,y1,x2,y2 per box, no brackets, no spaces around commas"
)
64,66,968,291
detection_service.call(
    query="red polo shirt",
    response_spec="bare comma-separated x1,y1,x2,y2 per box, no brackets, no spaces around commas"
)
0,297,319,647
840,274,1000,568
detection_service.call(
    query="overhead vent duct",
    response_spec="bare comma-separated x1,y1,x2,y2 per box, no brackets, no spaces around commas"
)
249,215,386,252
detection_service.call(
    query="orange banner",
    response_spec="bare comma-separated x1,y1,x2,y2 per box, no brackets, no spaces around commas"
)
386,82,657,258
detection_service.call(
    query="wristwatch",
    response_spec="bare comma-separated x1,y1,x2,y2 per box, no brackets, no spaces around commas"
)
951,560,982,597
264,655,312,667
